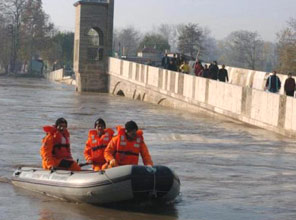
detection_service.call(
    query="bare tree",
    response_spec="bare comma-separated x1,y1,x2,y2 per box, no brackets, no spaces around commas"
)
177,23,203,58
2,0,27,73
21,0,54,62
0,15,11,73
114,27,141,57
277,18,296,73
157,24,178,52
199,27,219,62
0,0,55,73
261,42,277,72
220,30,264,70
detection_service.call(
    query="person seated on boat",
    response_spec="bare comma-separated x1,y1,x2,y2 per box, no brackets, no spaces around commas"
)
104,120,153,169
40,118,81,171
84,118,114,171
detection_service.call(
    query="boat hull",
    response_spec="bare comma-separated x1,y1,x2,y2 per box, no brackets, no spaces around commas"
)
12,165,180,204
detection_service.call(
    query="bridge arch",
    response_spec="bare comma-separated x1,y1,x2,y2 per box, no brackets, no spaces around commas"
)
117,90,125,96
158,98,167,105
136,94,141,100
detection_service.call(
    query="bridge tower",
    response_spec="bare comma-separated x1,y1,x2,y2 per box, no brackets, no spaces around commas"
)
73,0,114,92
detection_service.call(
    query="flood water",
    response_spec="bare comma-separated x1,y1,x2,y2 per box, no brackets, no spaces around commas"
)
1,77,296,220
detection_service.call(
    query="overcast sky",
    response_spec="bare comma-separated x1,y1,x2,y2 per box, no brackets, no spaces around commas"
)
43,0,296,42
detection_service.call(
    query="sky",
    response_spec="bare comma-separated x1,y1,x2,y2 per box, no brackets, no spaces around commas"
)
43,0,296,42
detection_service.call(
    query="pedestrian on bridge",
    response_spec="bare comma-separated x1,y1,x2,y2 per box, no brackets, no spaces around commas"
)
209,61,219,80
265,71,281,93
284,73,295,97
218,64,229,82
180,61,190,74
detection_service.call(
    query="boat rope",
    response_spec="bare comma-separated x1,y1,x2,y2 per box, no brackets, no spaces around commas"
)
152,171,157,198
145,166,157,198
103,172,114,185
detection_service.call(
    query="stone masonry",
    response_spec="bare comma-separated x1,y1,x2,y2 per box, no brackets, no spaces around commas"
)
73,0,114,92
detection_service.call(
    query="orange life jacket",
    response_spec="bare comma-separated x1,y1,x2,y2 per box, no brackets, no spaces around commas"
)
43,125,72,160
87,128,114,164
115,127,144,165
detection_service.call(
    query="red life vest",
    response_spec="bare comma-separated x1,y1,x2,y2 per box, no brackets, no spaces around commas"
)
43,126,72,160
88,128,114,164
115,127,144,165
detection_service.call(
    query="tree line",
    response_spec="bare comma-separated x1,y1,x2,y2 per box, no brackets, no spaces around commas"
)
114,19,296,74
0,0,295,75
0,0,73,74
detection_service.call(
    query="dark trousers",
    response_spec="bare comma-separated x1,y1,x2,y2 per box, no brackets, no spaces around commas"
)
286,90,294,97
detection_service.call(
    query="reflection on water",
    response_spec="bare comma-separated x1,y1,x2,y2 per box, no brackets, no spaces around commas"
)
13,187,179,220
1,77,296,220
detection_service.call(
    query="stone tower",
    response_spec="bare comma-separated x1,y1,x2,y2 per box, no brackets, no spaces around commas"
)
73,0,114,92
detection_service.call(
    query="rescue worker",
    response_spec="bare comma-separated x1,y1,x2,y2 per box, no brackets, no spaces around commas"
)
84,118,114,171
40,118,81,171
104,121,153,168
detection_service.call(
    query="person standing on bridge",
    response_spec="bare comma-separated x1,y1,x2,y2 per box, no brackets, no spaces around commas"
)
284,73,295,97
180,60,190,74
161,53,170,70
265,71,281,93
209,61,219,80
104,121,153,168
194,60,204,77
84,118,114,171
40,118,81,171
218,64,229,82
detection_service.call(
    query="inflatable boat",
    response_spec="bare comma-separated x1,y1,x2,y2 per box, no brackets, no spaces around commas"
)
11,165,180,204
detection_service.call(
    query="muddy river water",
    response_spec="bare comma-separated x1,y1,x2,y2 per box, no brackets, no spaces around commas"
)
1,77,296,220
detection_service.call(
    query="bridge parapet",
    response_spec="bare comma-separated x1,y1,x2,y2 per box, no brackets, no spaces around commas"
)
108,57,296,137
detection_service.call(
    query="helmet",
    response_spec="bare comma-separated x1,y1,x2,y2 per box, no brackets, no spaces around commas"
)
125,120,138,132
94,118,106,129
55,118,67,127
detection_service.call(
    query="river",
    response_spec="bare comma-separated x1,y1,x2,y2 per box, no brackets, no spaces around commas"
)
1,77,296,220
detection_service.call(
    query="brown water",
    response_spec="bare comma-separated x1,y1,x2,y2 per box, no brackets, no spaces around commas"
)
1,77,296,220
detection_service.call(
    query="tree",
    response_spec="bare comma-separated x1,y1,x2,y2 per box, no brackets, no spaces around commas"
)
157,24,178,52
277,18,296,74
1,0,27,73
0,0,54,73
138,33,170,53
261,42,277,72
42,31,74,67
0,14,11,73
220,30,264,70
114,27,141,57
20,0,54,63
199,27,219,62
177,23,203,58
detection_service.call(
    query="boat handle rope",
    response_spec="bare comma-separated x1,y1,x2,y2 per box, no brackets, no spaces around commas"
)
145,166,157,198
103,172,114,184
152,171,157,198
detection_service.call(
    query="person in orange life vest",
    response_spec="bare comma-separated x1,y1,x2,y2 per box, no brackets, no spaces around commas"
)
104,120,153,168
84,118,114,171
40,118,81,171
